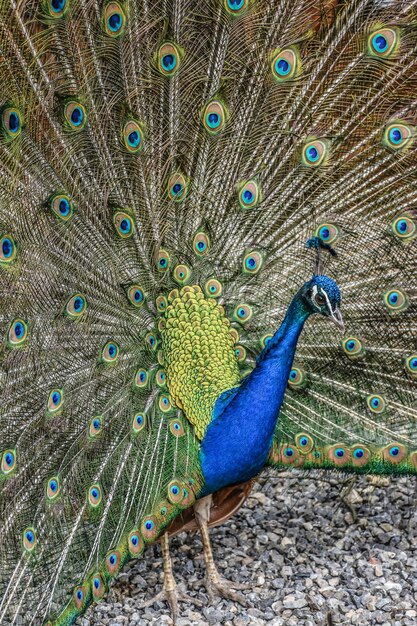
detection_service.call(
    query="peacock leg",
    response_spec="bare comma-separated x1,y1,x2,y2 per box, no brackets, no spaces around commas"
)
138,532,202,623
194,495,248,605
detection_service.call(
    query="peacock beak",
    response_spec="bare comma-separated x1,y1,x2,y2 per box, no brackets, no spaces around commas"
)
330,307,344,332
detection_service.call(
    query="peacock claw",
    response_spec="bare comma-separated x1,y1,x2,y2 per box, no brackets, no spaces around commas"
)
203,574,248,606
138,587,203,623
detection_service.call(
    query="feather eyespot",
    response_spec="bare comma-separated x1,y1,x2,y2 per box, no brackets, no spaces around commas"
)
238,180,261,209
91,574,105,600
101,341,120,363
295,433,314,453
271,48,299,81
89,416,103,438
242,251,263,274
405,354,417,378
50,193,74,221
47,0,68,17
279,444,300,465
1,107,22,140
132,412,146,433
327,444,350,466
46,476,61,500
367,394,386,414
66,294,87,319
233,304,253,324
114,211,135,238
391,214,415,240
23,527,37,552
232,346,245,364
0,234,17,264
168,173,188,202
173,264,191,285
72,587,87,610
193,232,211,256
382,443,407,464
316,223,339,245
159,393,172,413
224,0,248,15
169,418,185,437
1,449,16,475
156,295,167,313
127,284,145,307
145,332,157,351
88,484,102,507
368,27,399,58
141,515,158,541
122,120,143,153
342,336,364,358
158,42,182,76
167,480,184,504
157,249,171,272
134,368,148,389
105,550,122,574
203,100,228,135
103,2,126,37
47,388,64,415
64,101,86,131
288,367,306,388
260,333,272,349
204,278,222,298
383,122,413,151
8,319,28,347
351,445,370,467
383,288,408,313
128,530,144,556
156,369,166,387
302,140,328,167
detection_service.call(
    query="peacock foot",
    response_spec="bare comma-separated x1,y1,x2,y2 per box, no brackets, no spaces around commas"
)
138,586,203,624
202,571,248,606
139,532,203,623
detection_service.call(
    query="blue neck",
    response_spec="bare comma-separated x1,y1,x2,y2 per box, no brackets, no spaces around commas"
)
199,291,311,495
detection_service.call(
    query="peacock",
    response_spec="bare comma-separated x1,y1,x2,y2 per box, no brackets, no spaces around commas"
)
0,0,416,624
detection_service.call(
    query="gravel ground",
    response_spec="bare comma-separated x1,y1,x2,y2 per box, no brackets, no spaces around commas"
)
82,472,417,626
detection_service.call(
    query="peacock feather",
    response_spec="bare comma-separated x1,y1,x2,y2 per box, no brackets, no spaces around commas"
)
0,0,416,624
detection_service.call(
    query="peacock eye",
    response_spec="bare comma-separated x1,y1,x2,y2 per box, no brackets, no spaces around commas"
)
271,48,299,81
122,120,143,153
158,42,182,76
48,0,68,17
193,231,211,256
315,294,326,306
2,107,23,140
302,139,328,167
168,173,188,202
383,122,413,151
8,319,28,347
0,234,17,263
66,293,87,319
101,341,120,363
50,193,74,221
316,223,339,245
127,284,145,307
88,484,102,507
224,0,248,15
391,214,416,240
238,180,261,209
157,249,171,272
113,210,135,238
103,2,126,37
64,102,86,131
23,527,37,552
203,100,228,135
368,27,399,58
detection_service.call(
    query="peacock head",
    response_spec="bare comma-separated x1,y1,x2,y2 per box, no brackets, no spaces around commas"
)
302,275,344,331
